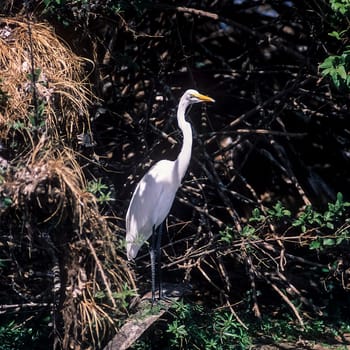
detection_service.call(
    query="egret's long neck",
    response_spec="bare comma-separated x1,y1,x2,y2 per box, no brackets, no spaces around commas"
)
175,100,192,183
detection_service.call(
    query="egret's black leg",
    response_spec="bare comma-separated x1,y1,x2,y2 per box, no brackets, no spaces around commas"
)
150,225,157,304
156,222,163,299
150,223,164,303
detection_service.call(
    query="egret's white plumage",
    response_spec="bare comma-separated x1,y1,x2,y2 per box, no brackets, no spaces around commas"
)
125,89,215,287
126,159,180,259
125,89,214,301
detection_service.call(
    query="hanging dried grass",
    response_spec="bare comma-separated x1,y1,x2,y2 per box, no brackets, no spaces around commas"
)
0,17,92,141
0,16,134,349
1,142,135,348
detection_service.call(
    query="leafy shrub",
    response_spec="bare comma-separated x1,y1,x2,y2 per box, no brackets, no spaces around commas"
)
319,50,350,89
330,0,350,15
0,319,50,350
319,0,350,89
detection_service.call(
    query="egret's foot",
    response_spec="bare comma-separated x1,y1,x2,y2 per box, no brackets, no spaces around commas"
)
158,291,173,302
142,283,192,307
155,283,192,303
149,289,172,306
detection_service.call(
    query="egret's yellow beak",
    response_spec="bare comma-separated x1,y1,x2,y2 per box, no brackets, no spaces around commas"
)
194,92,215,103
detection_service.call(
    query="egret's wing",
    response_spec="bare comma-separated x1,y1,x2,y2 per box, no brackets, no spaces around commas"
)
126,160,178,260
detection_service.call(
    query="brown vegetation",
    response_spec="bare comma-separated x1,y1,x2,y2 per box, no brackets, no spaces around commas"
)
0,16,133,349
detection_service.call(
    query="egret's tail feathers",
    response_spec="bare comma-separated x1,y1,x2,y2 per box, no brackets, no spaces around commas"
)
126,233,145,260
126,243,140,260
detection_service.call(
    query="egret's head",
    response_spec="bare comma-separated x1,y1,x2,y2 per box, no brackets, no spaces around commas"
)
184,89,215,104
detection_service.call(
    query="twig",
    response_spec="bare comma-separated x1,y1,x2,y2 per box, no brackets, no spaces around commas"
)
227,78,312,131
217,256,232,292
0,302,51,311
267,138,311,205
202,129,307,140
268,279,304,328
194,155,241,231
173,6,309,64
85,237,117,309
245,254,261,319
177,196,224,227
197,260,248,329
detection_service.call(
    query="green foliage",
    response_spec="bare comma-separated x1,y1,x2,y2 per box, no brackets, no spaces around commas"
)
0,193,12,210
219,226,234,243
328,29,347,40
29,102,47,130
0,322,30,350
94,283,137,310
166,319,188,348
221,203,291,242
329,0,350,15
133,300,350,350
292,193,350,250
239,202,292,239
267,202,292,220
222,193,349,254
10,121,25,131
319,50,350,89
26,67,42,83
259,314,347,343
213,312,252,348
249,207,265,222
309,228,350,250
0,154,6,186
87,178,113,204
0,319,49,350
221,194,349,249
240,224,257,238
292,205,323,231
249,202,291,224
112,283,138,309
319,0,350,89
135,300,252,350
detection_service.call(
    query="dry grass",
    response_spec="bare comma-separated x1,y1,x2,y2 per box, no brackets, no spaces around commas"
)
0,17,92,142
0,133,135,349
0,16,134,349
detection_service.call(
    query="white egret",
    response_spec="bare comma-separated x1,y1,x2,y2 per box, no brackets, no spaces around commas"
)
126,89,215,302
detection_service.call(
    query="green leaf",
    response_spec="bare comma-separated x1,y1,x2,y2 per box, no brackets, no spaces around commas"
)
329,31,343,40
249,208,265,222
319,57,335,69
332,74,340,88
323,211,334,222
326,222,334,229
336,236,345,245
321,67,333,75
309,240,321,250
2,197,12,207
329,31,340,40
241,225,256,238
337,65,347,79
336,192,344,202
292,218,303,227
322,238,335,246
